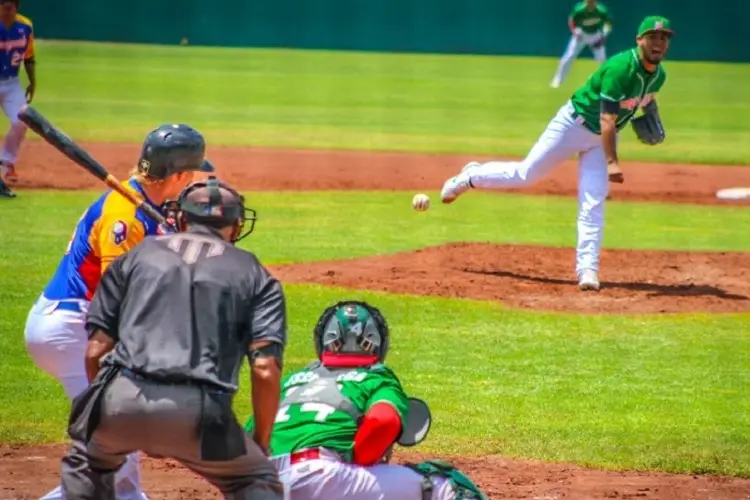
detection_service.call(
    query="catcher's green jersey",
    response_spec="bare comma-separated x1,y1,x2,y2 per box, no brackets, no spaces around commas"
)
244,362,410,459
570,48,667,134
569,2,611,34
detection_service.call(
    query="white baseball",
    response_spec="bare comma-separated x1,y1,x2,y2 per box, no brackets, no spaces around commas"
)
412,193,430,211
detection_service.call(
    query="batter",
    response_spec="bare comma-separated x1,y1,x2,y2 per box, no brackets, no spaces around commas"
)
245,300,487,499
440,16,673,291
551,0,612,88
24,124,214,499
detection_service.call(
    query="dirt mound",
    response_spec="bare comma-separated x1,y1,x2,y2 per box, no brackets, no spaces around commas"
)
11,140,750,205
271,243,750,314
3,445,750,500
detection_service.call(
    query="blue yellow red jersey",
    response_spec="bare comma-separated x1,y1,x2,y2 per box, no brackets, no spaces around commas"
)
0,14,34,79
43,178,164,302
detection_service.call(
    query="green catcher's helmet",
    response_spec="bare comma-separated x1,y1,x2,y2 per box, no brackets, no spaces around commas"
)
313,301,390,364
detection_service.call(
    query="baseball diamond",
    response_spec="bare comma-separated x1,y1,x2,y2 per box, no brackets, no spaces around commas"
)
2,31,750,500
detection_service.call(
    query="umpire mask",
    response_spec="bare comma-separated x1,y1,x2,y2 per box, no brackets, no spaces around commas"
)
314,301,390,367
175,176,257,243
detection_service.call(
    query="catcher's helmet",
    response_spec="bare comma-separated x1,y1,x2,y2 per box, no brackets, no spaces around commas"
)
314,301,389,364
137,124,215,180
174,175,257,242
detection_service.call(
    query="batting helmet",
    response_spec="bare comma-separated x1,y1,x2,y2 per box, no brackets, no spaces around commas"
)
175,175,257,242
137,124,215,180
313,301,390,365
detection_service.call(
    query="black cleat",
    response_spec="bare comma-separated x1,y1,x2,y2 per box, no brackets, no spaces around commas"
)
0,179,16,198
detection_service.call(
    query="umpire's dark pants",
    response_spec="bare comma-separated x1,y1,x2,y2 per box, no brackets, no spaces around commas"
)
60,373,284,500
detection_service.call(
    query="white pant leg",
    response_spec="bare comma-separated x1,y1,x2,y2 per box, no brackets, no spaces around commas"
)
552,35,585,84
24,297,150,500
469,103,599,189
0,79,28,164
576,144,611,274
282,457,456,500
591,44,607,63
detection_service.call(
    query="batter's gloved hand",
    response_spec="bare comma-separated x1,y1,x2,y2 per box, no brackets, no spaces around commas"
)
157,199,181,234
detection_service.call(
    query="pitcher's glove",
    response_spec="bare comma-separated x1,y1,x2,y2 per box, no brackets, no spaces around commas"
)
591,35,605,48
631,113,665,146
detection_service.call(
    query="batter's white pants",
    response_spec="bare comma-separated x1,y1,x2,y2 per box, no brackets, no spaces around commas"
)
552,33,607,85
0,77,28,164
468,101,613,275
273,449,456,500
24,295,149,500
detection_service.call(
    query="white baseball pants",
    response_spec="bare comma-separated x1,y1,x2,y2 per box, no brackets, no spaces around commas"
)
0,77,28,164
273,449,456,500
24,295,149,500
468,101,612,274
552,32,607,85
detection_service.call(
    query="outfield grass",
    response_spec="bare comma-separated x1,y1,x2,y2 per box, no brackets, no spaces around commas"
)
2,191,750,476
24,40,750,165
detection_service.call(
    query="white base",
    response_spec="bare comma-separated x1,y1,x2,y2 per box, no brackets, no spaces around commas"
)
716,187,750,200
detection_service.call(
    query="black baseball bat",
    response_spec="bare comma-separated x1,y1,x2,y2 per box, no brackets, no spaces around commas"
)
18,105,166,224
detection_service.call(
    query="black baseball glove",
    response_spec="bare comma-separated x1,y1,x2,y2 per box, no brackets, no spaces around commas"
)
631,113,665,146
591,35,605,48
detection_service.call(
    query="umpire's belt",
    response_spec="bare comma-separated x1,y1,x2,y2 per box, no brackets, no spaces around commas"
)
120,368,230,393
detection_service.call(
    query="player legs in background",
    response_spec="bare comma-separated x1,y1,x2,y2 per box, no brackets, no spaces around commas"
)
440,101,607,288
591,43,607,63
24,298,150,500
0,78,27,182
551,35,585,88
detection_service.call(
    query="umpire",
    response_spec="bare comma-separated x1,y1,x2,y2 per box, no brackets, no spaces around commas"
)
60,176,287,500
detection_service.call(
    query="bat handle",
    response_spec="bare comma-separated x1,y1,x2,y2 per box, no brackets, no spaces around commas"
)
140,202,166,225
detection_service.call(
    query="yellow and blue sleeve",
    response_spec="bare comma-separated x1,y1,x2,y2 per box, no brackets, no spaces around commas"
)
15,14,34,60
94,193,146,274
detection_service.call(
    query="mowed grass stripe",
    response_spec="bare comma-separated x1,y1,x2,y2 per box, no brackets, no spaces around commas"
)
22,40,750,164
1,191,749,271
2,284,749,476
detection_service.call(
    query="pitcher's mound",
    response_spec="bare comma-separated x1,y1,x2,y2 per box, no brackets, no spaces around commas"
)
272,243,750,314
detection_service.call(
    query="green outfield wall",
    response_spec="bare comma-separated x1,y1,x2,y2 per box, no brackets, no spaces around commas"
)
22,0,747,62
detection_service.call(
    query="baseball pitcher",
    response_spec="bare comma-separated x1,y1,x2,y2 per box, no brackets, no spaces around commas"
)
550,0,612,88
24,124,214,500
441,16,673,292
0,0,36,198
244,300,488,499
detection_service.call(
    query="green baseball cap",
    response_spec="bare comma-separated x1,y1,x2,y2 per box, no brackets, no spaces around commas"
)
637,16,674,37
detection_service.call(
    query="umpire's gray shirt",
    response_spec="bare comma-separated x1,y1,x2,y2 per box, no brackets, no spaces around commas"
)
86,225,287,393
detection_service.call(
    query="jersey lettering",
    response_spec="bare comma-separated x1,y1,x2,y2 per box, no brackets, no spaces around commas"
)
167,234,226,264
275,402,337,424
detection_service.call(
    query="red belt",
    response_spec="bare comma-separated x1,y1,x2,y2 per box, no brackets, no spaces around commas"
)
289,448,321,465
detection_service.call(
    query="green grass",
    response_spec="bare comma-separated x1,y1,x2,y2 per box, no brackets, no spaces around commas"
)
23,39,750,164
2,190,750,477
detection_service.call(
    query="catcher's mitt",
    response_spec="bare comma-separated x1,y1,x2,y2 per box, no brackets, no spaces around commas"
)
631,113,665,145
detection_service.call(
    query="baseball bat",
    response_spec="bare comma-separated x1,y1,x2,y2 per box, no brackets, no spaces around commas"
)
17,105,166,224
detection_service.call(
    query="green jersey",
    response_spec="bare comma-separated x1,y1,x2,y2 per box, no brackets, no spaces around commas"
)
570,48,667,134
244,362,410,459
569,2,611,34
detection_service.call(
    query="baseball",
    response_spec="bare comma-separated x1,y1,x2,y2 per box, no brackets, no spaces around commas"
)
412,193,430,211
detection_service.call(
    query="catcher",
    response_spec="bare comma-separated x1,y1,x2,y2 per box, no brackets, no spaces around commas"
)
244,300,488,499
